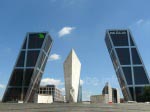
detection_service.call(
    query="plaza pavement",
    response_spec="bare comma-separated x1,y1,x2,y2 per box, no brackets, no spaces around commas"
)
0,103,150,112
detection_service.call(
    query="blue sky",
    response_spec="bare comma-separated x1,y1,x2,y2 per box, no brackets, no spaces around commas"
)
1,0,150,101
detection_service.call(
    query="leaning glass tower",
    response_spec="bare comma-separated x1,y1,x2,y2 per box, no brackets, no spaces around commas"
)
2,32,53,103
105,29,150,102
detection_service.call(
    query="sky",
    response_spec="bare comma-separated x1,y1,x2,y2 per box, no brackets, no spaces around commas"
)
1,0,150,101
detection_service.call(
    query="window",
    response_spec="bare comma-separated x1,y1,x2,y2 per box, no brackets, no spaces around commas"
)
28,33,45,49
26,50,40,67
135,87,144,102
134,67,149,84
23,88,28,99
16,51,25,67
22,38,27,49
105,34,112,53
122,67,133,85
116,48,131,65
110,32,129,46
9,69,23,86
24,69,34,86
129,87,134,100
131,48,142,65
5,88,22,102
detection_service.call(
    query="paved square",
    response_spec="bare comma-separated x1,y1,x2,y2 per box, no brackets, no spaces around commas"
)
0,103,150,112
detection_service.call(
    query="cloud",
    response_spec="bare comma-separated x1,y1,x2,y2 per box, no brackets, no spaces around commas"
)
136,19,150,26
129,19,150,38
48,54,61,61
40,78,63,87
58,27,75,37
130,19,150,28
136,19,144,25
0,84,5,89
81,75,119,87
60,88,65,95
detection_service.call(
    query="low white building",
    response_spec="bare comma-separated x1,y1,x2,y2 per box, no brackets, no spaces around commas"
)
90,94,109,103
90,82,120,104
36,94,53,104
38,85,64,102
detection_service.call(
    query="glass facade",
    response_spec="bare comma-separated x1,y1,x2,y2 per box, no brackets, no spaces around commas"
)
131,48,142,64
116,48,131,65
133,67,149,85
77,83,82,102
26,50,40,67
28,33,45,49
122,67,132,85
112,88,117,103
105,29,150,102
16,51,25,67
109,30,128,46
2,32,53,103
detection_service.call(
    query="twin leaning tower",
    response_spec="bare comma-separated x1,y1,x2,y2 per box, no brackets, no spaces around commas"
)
105,30,150,102
2,29,150,103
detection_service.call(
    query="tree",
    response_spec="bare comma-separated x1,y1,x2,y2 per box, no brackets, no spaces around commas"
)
137,86,150,102
143,86,150,102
